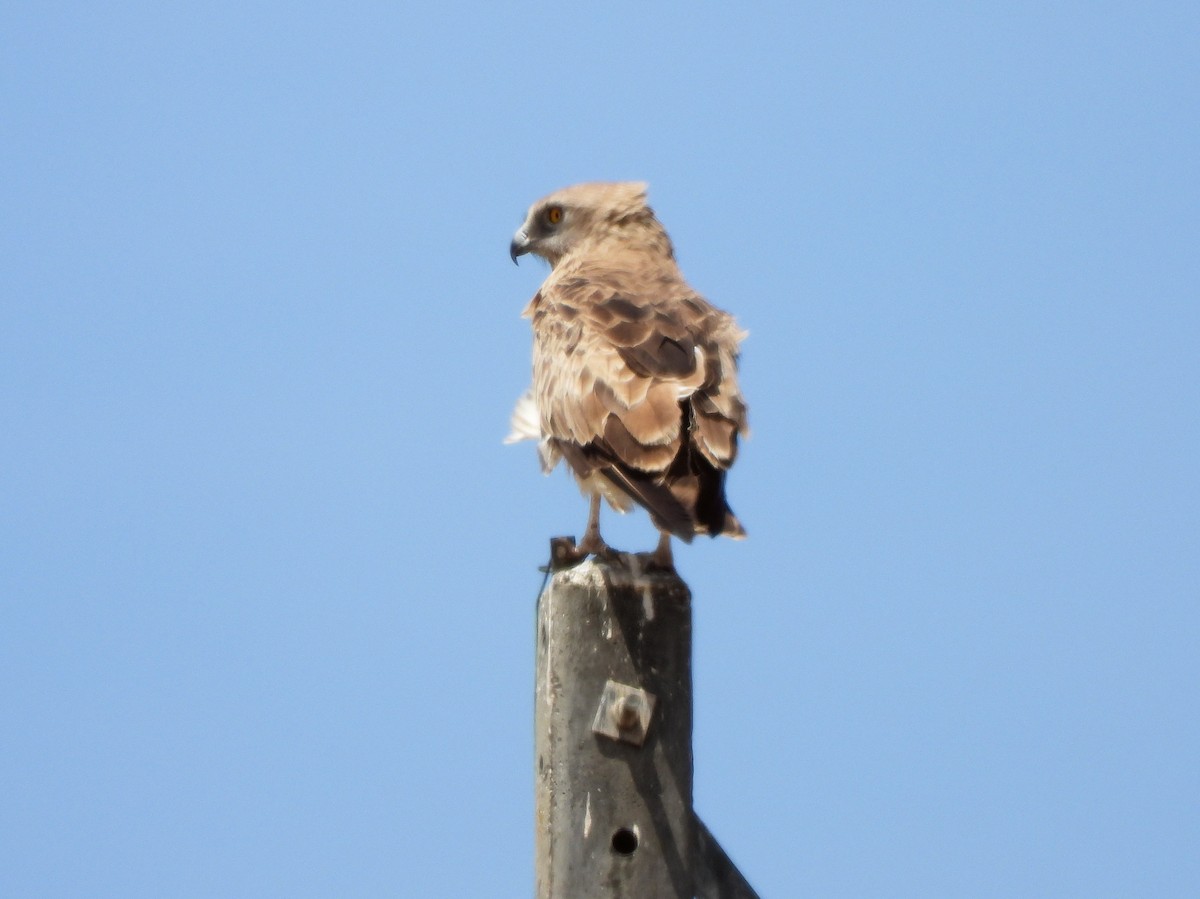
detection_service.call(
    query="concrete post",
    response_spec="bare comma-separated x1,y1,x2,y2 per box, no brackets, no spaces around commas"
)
534,552,694,898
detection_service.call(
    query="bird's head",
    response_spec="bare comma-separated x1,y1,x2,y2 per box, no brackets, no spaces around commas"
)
510,181,662,267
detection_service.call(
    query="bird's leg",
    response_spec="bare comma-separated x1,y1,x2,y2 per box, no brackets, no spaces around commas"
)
573,493,614,559
649,531,675,570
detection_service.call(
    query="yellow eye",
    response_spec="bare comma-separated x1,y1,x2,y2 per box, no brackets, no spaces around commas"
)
546,205,563,225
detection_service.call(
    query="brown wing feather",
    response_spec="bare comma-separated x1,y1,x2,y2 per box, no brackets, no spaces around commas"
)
529,246,747,539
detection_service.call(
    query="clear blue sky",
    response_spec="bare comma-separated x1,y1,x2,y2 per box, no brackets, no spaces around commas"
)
3,2,1197,896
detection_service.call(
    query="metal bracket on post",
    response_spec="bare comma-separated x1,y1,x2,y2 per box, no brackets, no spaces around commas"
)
548,535,580,572
591,679,656,747
695,816,761,899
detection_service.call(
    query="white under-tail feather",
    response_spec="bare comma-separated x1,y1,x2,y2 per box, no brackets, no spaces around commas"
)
505,390,561,474
504,390,540,444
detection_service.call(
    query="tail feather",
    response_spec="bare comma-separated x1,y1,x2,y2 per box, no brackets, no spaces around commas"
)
504,390,540,444
692,466,745,539
599,467,695,542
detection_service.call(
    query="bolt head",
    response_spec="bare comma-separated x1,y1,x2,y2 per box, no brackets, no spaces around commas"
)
611,694,642,731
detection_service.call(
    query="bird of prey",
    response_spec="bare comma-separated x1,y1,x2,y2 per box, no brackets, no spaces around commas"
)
507,182,748,568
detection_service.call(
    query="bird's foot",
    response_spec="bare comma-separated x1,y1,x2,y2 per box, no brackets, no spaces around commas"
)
576,529,618,561
644,532,676,572
546,534,618,571
642,551,676,573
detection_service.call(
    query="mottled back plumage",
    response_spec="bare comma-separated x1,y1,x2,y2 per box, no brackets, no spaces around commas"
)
508,182,747,558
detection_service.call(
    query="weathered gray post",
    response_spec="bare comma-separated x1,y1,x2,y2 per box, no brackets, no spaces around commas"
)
535,547,695,898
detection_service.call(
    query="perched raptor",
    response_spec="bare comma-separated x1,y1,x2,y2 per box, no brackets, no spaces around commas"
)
507,182,748,568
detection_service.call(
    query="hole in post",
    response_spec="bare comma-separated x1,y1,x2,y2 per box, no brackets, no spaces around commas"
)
611,826,639,856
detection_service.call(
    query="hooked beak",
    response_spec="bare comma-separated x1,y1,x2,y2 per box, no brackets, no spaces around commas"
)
509,229,531,265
